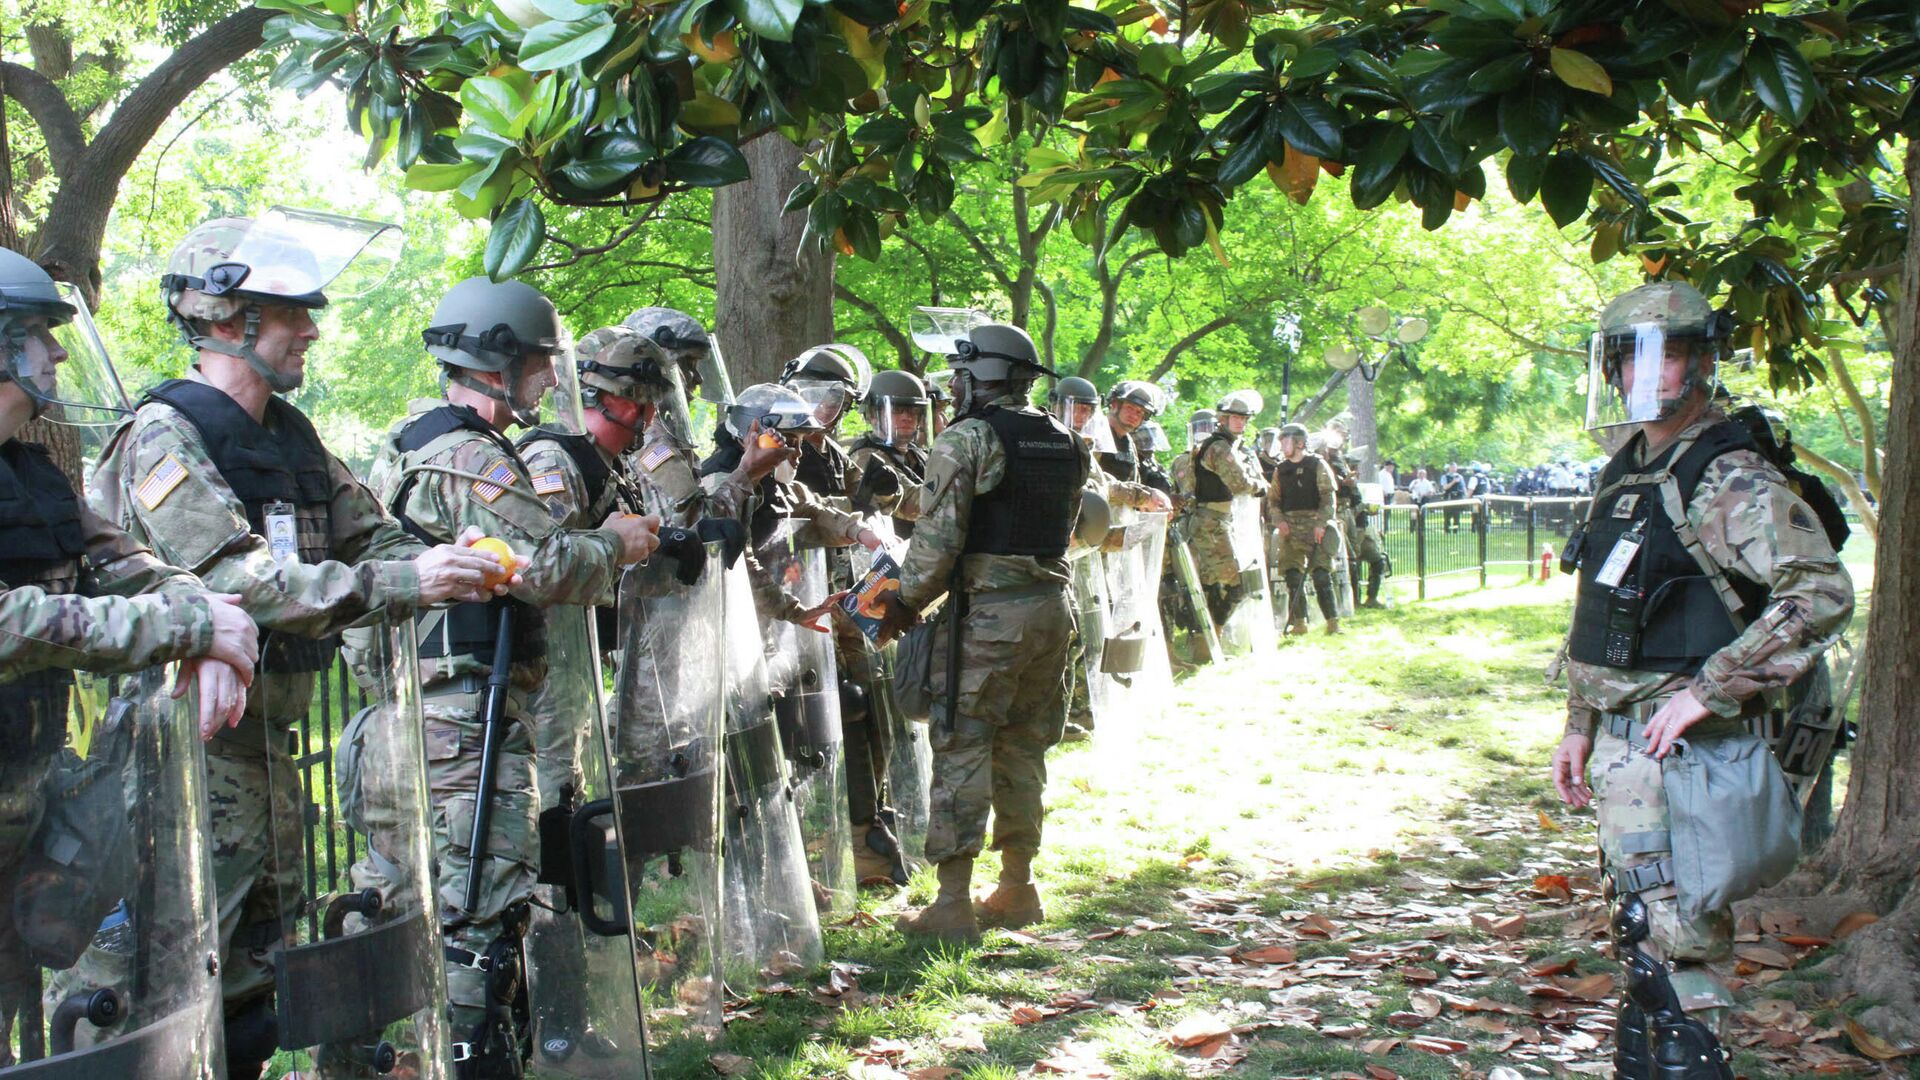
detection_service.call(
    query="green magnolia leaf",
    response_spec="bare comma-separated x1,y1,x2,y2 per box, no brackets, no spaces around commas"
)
1272,95,1343,161
552,152,649,194
519,12,618,71
663,137,751,186
1466,53,1529,94
1683,30,1746,98
1497,78,1564,157
533,0,604,20
1539,152,1593,227
1505,152,1548,201
1547,47,1612,97
484,198,546,280
727,0,805,41
1349,123,1409,210
405,160,482,192
1217,112,1274,187
783,180,821,213
462,76,527,134
1746,36,1816,125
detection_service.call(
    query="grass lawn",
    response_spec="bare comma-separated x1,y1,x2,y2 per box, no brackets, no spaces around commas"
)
654,558,1895,1080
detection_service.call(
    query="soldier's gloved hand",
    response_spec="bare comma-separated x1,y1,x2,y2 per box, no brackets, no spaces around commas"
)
873,592,921,647
204,593,258,685
866,462,901,497
176,657,248,739
654,526,708,586
603,511,663,565
695,516,747,567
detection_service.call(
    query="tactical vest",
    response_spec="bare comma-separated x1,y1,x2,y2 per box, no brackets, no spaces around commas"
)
960,406,1085,559
0,441,84,757
1096,432,1140,485
1565,421,1770,674
390,405,545,662
1272,454,1323,513
144,380,338,672
1192,433,1236,503
748,475,803,552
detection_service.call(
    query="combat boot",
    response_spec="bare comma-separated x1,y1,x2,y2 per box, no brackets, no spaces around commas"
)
1287,619,1309,637
896,858,978,940
854,820,909,886
1323,618,1341,635
975,850,1045,929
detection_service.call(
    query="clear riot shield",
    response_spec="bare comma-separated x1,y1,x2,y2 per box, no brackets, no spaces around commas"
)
1098,510,1174,730
1219,495,1277,654
719,561,823,985
1326,524,1356,619
518,605,651,1078
884,714,932,864
759,540,855,916
611,547,727,1043
847,537,928,868
6,668,223,1077
1069,547,1115,726
1170,540,1222,663
267,620,449,1079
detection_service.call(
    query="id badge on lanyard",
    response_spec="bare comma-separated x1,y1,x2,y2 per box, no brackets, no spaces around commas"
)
264,500,300,564
1593,519,1644,588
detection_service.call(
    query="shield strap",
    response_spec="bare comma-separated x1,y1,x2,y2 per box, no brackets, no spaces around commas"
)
273,907,434,1048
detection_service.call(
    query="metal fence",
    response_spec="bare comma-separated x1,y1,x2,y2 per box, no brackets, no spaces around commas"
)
1371,496,1591,601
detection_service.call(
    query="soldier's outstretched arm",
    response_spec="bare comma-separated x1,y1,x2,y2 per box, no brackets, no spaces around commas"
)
1315,458,1338,524
325,453,434,566
1685,453,1855,717
95,411,425,636
896,430,984,610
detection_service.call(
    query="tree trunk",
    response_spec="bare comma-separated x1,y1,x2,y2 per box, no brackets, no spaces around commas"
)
712,138,834,388
1812,136,1920,1048
1344,368,1378,478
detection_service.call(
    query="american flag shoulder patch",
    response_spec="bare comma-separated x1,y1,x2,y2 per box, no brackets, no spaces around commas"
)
531,471,566,496
473,459,517,504
639,442,674,472
136,455,190,510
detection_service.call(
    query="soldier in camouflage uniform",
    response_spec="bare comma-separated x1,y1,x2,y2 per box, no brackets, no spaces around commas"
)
1548,283,1853,1077
619,308,766,527
0,251,260,1061
874,324,1088,940
1188,391,1268,628
88,218,513,1078
365,277,660,1073
1266,423,1339,636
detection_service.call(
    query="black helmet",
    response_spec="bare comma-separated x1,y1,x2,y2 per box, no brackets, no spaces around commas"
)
1106,379,1162,417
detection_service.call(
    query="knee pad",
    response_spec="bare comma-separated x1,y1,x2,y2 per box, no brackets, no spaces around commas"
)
1310,567,1333,591
1283,569,1305,592
222,997,280,1076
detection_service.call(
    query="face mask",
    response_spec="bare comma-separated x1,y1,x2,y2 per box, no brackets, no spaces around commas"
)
774,459,797,485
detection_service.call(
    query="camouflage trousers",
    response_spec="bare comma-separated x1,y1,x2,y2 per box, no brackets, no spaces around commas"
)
1591,727,1736,1021
925,587,1074,865
1273,511,1335,575
1187,506,1241,589
205,725,307,1014
404,693,539,1034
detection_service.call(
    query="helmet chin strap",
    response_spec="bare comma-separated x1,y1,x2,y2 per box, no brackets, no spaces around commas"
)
193,307,301,393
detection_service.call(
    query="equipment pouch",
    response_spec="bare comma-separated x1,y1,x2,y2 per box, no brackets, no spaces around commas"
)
16,698,138,968
1660,730,1801,923
891,623,935,722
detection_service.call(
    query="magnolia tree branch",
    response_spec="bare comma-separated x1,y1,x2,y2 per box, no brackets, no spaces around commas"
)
0,61,85,178
833,282,919,374
1827,349,1881,500
1795,444,1879,543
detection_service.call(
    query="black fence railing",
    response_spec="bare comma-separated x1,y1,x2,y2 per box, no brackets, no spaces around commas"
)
1370,497,1592,601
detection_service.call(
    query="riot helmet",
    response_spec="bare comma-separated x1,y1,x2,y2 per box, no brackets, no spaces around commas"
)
1278,421,1310,457
1588,282,1731,430
724,382,825,444
161,208,401,392
1214,389,1262,434
1106,379,1162,433
947,323,1051,412
1188,408,1216,442
623,306,716,396
1253,426,1283,465
423,276,570,430
780,343,871,432
1049,376,1112,452
0,250,129,426
862,368,931,448
575,325,694,446
1136,418,1172,454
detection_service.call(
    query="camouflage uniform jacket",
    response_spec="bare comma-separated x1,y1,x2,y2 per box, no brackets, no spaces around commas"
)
1193,434,1267,518
896,393,1094,610
519,429,646,608
746,475,867,624
633,412,754,526
1,454,216,680
91,378,426,638
368,399,626,685
1094,429,1162,511
1563,410,1855,737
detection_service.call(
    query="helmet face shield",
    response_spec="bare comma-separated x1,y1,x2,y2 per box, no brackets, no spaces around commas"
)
223,207,403,304
726,383,823,443
4,283,131,428
865,395,930,448
909,307,990,358
1587,324,1713,430
516,334,578,432
792,380,858,432
1053,390,1113,454
1136,420,1171,453
1188,413,1216,442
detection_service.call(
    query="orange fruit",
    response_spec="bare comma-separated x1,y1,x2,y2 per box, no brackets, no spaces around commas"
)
470,537,516,587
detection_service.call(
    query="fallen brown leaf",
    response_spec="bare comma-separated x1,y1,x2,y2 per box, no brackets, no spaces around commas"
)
906,1070,962,1080
1385,1012,1430,1030
1529,957,1578,978
1300,913,1340,938
1359,1037,1403,1055
1166,1013,1233,1049
1775,934,1832,949
1409,991,1443,1019
710,1053,753,1077
1832,912,1879,940
1407,1036,1469,1055
1363,1066,1398,1080
1472,913,1527,939
1733,944,1795,970
1240,944,1298,964
1845,1018,1920,1060
1535,809,1561,832
1558,973,1616,1001
1011,1005,1051,1025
